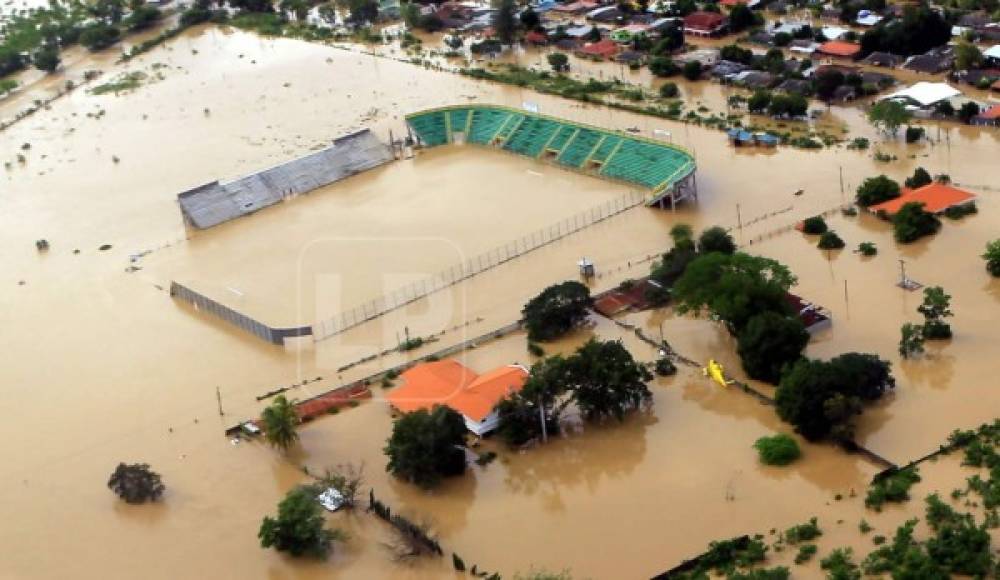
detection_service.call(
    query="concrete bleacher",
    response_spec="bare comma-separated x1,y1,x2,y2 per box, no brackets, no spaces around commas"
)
406,105,696,195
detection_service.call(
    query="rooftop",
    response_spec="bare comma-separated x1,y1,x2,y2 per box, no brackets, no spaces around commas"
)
883,82,961,107
388,360,528,422
817,40,861,58
869,182,978,216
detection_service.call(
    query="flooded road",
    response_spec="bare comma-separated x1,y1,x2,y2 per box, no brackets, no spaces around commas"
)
1,24,999,579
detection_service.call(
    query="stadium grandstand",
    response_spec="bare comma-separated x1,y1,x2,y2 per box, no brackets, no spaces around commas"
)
405,105,697,208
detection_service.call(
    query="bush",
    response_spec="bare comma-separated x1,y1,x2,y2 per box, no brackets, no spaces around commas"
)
785,517,822,543
682,60,702,81
795,544,818,564
865,467,921,510
258,486,339,558
801,216,828,234
655,357,677,376
546,52,568,72
753,434,802,466
659,81,679,98
904,167,932,189
649,56,679,77
32,44,60,73
384,405,467,488
893,202,941,243
698,226,737,255
818,231,845,250
944,203,976,219
856,175,900,207
983,239,1000,277
858,242,877,256
904,125,925,143
127,5,162,31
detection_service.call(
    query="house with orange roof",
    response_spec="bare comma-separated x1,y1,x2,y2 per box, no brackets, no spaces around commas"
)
387,360,529,436
817,40,861,60
576,38,620,60
868,182,978,216
972,103,1000,127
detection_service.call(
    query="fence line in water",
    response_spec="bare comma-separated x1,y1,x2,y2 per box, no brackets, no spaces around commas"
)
170,282,313,345
312,190,647,340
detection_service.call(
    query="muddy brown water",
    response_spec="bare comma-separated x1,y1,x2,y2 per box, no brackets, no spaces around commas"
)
1,25,999,579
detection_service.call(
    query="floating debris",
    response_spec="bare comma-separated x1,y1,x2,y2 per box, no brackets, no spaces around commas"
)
98,244,112,251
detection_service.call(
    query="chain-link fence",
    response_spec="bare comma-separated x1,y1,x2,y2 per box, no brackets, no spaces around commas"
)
312,190,647,340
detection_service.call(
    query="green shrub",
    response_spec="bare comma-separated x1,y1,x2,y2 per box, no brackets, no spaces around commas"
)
655,357,677,376
858,242,877,256
527,342,544,357
944,203,977,219
659,81,679,98
753,434,802,466
866,467,921,510
794,544,817,564
785,517,821,544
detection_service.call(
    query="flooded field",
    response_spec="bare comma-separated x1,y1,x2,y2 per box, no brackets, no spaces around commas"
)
1,23,999,579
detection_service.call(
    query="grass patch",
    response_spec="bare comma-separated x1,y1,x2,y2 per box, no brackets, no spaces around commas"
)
90,71,147,95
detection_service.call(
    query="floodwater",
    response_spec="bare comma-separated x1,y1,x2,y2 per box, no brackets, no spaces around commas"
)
1,23,999,579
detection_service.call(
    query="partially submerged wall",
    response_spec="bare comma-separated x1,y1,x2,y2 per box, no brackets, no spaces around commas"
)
169,282,312,345
177,129,394,229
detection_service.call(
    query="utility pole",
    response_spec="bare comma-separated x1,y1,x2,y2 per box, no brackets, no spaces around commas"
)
538,397,548,443
844,279,849,309
736,203,743,234
839,165,844,201
898,259,908,287
216,386,223,416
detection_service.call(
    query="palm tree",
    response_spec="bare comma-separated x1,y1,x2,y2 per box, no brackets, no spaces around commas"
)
262,395,299,452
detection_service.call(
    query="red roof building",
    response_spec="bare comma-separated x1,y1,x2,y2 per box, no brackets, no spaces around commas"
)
387,360,528,436
869,182,978,216
683,11,727,37
817,40,861,59
576,38,620,60
972,104,1000,126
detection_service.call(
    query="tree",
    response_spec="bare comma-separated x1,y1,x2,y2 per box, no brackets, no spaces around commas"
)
90,0,126,23
747,90,771,113
495,355,571,446
547,52,568,72
522,281,592,341
776,359,863,442
935,100,955,118
651,24,684,54
259,486,339,558
261,395,299,452
801,216,828,234
955,41,983,69
401,1,419,27
649,56,679,77
893,202,941,243
814,69,845,102
672,252,796,332
737,312,809,383
918,286,952,339
818,231,845,250
229,0,273,12
32,43,60,73
698,226,737,255
342,0,378,24
753,433,801,465
899,323,925,359
728,3,760,32
957,101,980,124
856,175,900,207
493,0,517,45
107,463,165,503
682,60,702,81
181,0,214,25
519,6,539,29
904,167,932,189
831,352,895,400
565,339,652,421
126,4,161,30
868,100,911,137
670,223,695,251
384,405,466,488
79,22,121,51
859,5,951,56
983,239,1000,277
720,44,753,64
768,93,807,118
659,82,679,98
926,517,994,576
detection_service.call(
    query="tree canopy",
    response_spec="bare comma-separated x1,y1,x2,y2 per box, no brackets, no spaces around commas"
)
904,167,932,189
672,252,796,332
737,312,809,383
261,395,300,452
859,5,951,56
868,100,911,137
259,486,339,558
775,353,894,442
522,281,592,341
856,175,900,207
918,286,953,339
983,239,1000,277
107,462,165,504
893,202,941,243
493,0,517,45
697,226,737,255
384,405,467,488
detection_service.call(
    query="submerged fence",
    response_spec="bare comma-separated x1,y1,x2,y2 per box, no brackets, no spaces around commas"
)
170,282,312,345
312,190,647,340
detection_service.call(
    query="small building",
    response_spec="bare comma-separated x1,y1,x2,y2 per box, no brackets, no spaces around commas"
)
732,70,778,89
727,129,778,147
551,0,597,13
524,30,548,45
882,82,961,111
820,25,850,40
711,59,751,78
817,40,861,60
855,10,883,27
683,11,727,37
613,50,646,65
586,5,624,24
789,39,819,54
720,0,760,7
831,85,858,102
674,48,720,66
786,293,831,333
777,78,813,95
387,360,529,436
610,24,650,43
868,183,978,217
861,51,902,68
563,24,596,39
971,104,1000,127
903,47,955,74
577,38,620,60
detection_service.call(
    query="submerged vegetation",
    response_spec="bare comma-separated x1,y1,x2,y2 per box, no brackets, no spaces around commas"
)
753,434,801,466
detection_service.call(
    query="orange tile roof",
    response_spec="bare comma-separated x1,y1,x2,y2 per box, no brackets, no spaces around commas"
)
818,41,861,57
978,104,1000,119
869,182,977,216
579,38,620,58
387,360,528,422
